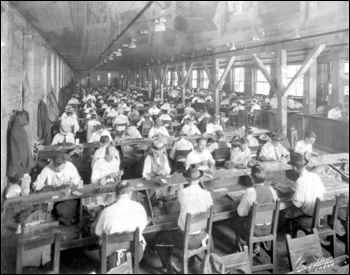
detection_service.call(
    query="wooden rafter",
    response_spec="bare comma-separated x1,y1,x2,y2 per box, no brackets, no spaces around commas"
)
161,65,169,85
252,54,277,94
202,61,215,84
282,44,326,97
217,56,235,89
183,62,194,86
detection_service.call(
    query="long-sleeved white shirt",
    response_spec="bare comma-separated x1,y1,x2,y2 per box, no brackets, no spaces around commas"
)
292,170,326,216
178,185,213,232
91,157,120,184
33,161,81,191
327,108,342,120
61,117,80,133
259,143,289,161
148,107,161,116
91,145,109,168
89,130,113,143
186,150,215,170
181,124,201,136
230,147,251,165
92,195,148,247
148,126,170,139
170,139,194,160
294,140,313,155
51,133,75,145
142,154,171,178
206,123,223,135
113,114,130,131
136,117,153,128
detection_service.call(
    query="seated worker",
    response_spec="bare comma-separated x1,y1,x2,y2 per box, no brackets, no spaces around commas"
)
259,132,290,162
91,145,122,185
84,99,96,110
127,105,140,120
250,99,261,116
269,94,278,109
294,131,318,158
287,95,295,109
113,108,130,132
154,94,162,103
91,135,111,168
142,141,171,179
123,124,142,139
186,137,215,171
246,127,259,147
230,165,278,254
184,102,196,116
51,124,75,145
284,152,326,220
327,103,343,120
149,165,214,273
135,99,144,108
106,107,119,118
149,119,170,139
206,114,223,135
170,131,194,166
89,125,113,143
61,106,78,120
293,100,303,109
85,114,101,142
167,103,178,117
161,101,171,112
230,137,252,169
90,181,147,272
148,103,161,117
67,95,80,105
181,116,201,136
33,152,81,191
232,100,245,115
85,108,98,119
158,111,173,127
207,130,231,153
61,111,80,135
197,108,212,123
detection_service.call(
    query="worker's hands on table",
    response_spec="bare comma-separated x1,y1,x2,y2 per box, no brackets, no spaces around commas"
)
235,164,248,169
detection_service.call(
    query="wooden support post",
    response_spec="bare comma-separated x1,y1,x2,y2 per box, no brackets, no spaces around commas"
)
276,49,288,134
330,52,345,108
148,67,154,100
303,60,317,114
202,61,215,85
160,65,169,102
213,59,220,114
181,63,186,106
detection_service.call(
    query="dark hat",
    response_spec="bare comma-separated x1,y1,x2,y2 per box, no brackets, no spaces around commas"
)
288,152,309,167
183,164,204,181
178,131,188,137
270,132,282,141
155,119,163,126
187,116,196,122
215,130,225,138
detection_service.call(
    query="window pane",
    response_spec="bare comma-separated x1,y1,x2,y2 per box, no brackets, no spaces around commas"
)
345,62,349,74
192,70,197,88
235,68,244,81
257,66,270,81
174,73,178,87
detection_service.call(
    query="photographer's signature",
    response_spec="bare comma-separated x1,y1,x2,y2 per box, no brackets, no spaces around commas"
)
297,257,334,273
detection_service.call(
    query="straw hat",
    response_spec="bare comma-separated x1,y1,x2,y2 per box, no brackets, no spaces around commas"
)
178,131,188,137
149,141,166,153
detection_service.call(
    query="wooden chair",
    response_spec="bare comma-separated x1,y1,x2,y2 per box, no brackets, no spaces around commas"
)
253,110,262,127
16,228,61,274
220,246,252,274
290,195,340,257
174,149,192,172
100,228,140,274
339,199,349,255
247,200,280,273
177,205,214,274
213,148,231,167
114,123,127,136
141,123,153,137
106,252,133,274
237,109,249,127
285,228,323,271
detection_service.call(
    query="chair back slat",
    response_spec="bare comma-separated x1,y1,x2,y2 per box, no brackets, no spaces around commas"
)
221,246,252,274
106,252,133,274
286,228,323,271
214,148,230,162
312,196,340,230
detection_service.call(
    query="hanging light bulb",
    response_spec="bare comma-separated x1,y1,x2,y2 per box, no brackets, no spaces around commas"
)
122,43,129,48
129,39,136,49
140,30,149,34
116,49,122,57
206,47,213,51
155,18,166,32
230,43,236,51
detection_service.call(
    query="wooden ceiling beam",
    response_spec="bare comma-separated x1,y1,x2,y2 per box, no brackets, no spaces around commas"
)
282,44,326,97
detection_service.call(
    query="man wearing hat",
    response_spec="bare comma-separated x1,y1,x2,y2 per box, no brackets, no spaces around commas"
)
51,124,75,145
186,137,215,171
61,105,78,120
284,152,326,220
170,131,194,167
142,141,171,179
206,114,223,135
149,119,170,139
149,165,213,273
181,116,201,136
259,132,290,162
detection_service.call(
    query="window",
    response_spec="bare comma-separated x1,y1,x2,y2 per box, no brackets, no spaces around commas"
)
167,71,171,86
202,70,210,89
234,67,245,93
256,66,271,95
174,72,178,87
192,70,198,88
287,65,304,96
345,62,349,74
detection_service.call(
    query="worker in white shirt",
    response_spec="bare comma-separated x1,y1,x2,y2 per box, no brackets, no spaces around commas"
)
207,130,231,153
186,137,215,171
327,103,343,120
294,131,318,158
181,117,201,136
91,145,122,185
197,109,212,123
270,94,278,109
158,112,173,126
246,127,259,147
206,115,223,134
51,124,75,145
250,99,261,114
230,165,278,255
287,96,295,109
61,106,78,120
232,100,245,115
148,103,161,116
149,165,213,273
284,152,326,220
170,131,194,169
136,113,153,128
61,111,80,135
33,152,81,191
149,119,170,139
154,94,162,103
91,181,147,271
91,135,111,168
123,124,142,139
67,95,80,105
142,141,171,179
161,101,171,112
184,102,196,116
89,125,113,143
230,137,252,169
293,100,303,109
113,108,130,132
259,132,290,162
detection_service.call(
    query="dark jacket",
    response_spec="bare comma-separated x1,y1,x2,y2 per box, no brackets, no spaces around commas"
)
37,100,52,145
7,110,35,180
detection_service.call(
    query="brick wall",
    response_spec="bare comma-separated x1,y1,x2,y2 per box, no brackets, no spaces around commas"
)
1,2,73,200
